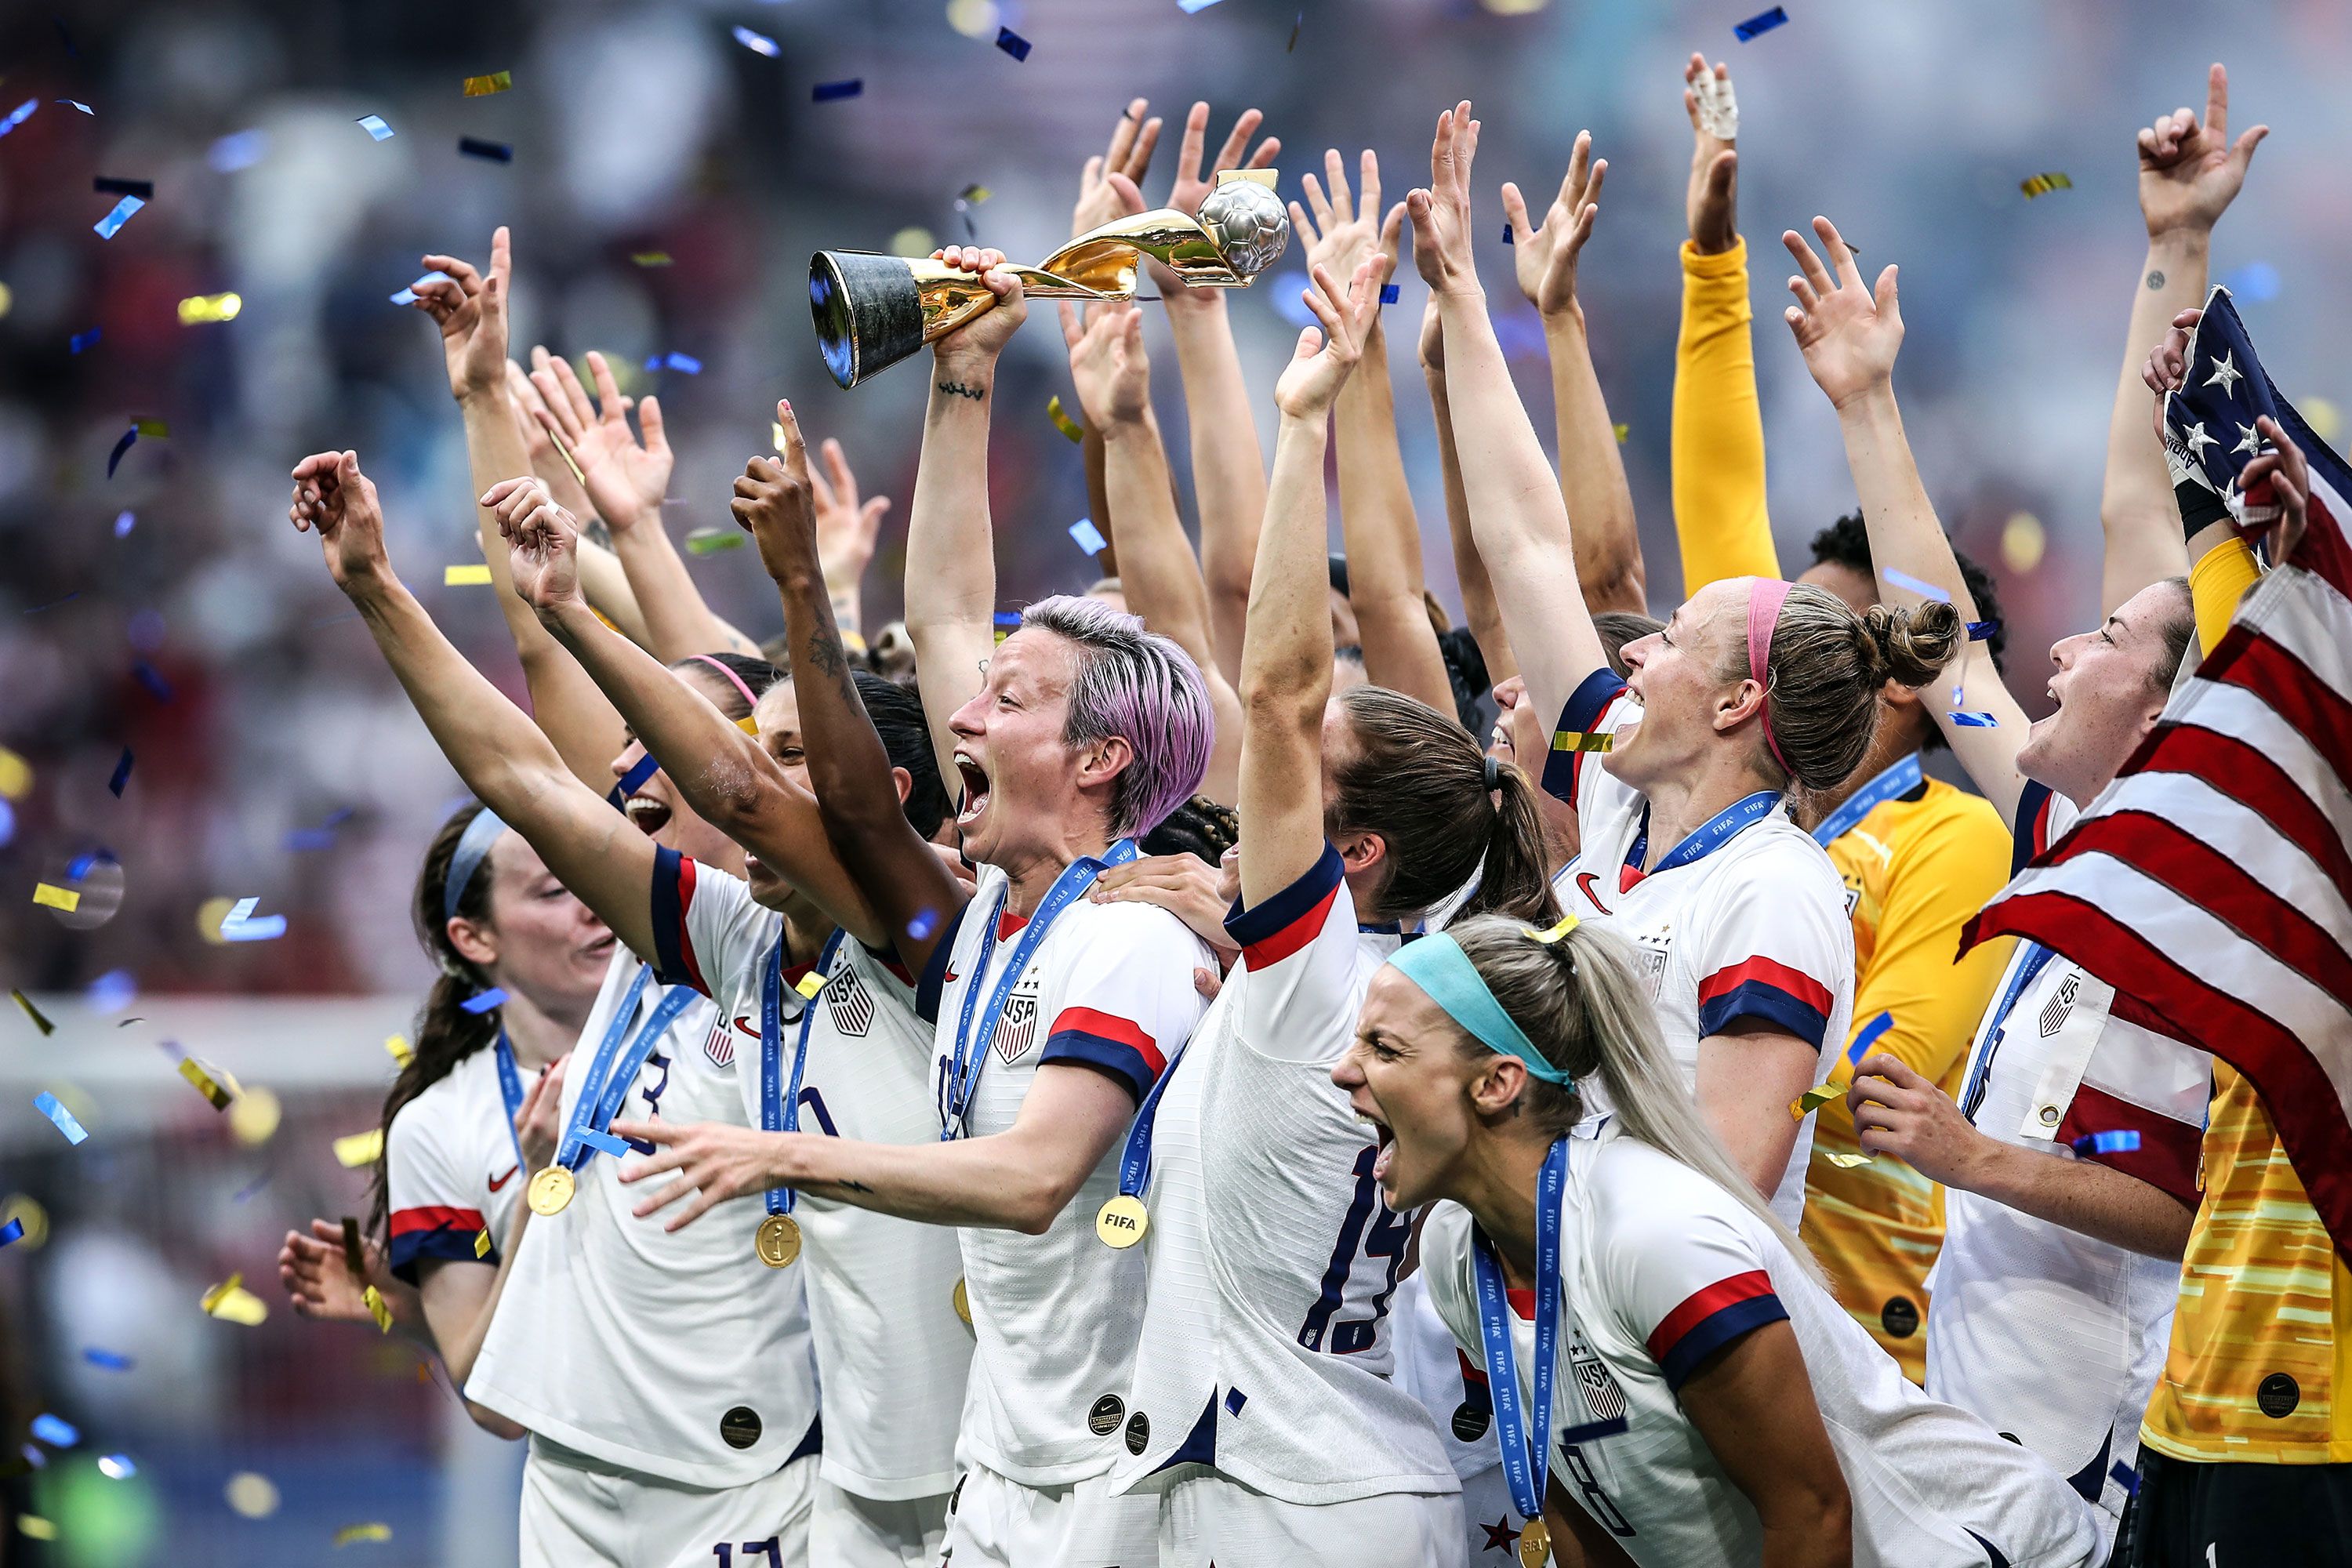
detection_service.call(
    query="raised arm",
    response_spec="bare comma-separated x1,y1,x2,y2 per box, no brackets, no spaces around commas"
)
2100,64,2266,614
1671,54,1780,591
528,350,757,662
1291,149,1455,713
507,361,656,652
746,402,970,980
288,449,662,962
1502,131,1646,615
1059,301,1244,803
806,435,891,659
408,227,623,789
1408,101,1606,728
905,247,1025,793
1780,218,2028,826
1419,301,1517,684
1243,259,1383,906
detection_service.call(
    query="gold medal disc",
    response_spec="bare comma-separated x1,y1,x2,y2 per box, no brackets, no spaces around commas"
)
527,1165,575,1217
1094,1193,1149,1250
1516,1516,1549,1568
755,1213,802,1269
952,1278,971,1325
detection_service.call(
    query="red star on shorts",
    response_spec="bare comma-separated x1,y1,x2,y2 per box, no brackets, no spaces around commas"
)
1479,1515,1521,1553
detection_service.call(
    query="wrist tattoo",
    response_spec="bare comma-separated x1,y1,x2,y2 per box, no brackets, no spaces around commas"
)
936,379,988,402
2146,270,2165,290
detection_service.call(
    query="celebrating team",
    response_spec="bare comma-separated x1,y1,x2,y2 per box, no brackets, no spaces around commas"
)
269,53,2330,1568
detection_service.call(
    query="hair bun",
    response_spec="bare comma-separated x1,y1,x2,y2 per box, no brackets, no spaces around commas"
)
1864,600,1962,689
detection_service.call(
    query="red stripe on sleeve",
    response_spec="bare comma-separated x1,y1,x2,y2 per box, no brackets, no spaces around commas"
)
674,856,710,997
2057,1081,2205,1209
1241,881,1343,970
1645,1269,1777,1362
388,1204,487,1238
1052,1006,1167,1080
1697,956,1835,1018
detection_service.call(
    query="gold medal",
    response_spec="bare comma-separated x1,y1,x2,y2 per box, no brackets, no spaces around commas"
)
952,1278,971,1325
1094,1193,1149,1249
755,1213,802,1269
1516,1516,1549,1568
527,1165,575,1217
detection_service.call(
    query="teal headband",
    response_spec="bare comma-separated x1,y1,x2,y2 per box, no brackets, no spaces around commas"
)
1385,934,1576,1087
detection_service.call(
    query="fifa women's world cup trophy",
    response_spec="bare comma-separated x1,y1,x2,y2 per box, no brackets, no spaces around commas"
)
809,169,1290,388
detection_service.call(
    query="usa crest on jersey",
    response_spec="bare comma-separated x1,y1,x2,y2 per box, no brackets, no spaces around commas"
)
827,964,876,1038
1632,929,1673,1000
703,1016,742,1070
1571,1335,1627,1423
995,974,1043,1063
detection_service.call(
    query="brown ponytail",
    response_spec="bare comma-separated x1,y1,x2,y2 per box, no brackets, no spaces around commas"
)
366,804,505,1240
1742,586,1962,790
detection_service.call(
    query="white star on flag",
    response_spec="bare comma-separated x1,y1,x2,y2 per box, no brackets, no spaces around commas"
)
2182,421,2216,459
2233,423,2265,456
2203,349,2243,397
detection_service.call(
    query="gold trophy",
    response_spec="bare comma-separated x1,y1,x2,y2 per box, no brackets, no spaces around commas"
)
811,169,1290,388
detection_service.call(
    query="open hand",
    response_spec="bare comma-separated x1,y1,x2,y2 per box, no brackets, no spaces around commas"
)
1073,97,1164,238
1060,300,1152,431
808,435,891,597
278,1218,395,1323
612,1118,791,1231
409,227,512,405
733,401,821,586
514,1052,569,1174
507,358,599,524
1272,257,1386,420
1501,129,1605,320
481,476,585,612
930,247,1029,374
528,350,672,535
289,450,392,592
1782,216,1902,411
1684,54,1740,255
2139,63,2266,240
1290,148,1406,291
1406,101,1482,299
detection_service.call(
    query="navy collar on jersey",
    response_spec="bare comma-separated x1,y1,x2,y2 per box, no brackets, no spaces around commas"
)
1621,789,1781,893
1809,753,1924,848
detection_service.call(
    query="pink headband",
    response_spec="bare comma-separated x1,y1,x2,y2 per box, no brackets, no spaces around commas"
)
1744,579,1795,779
689,654,760,713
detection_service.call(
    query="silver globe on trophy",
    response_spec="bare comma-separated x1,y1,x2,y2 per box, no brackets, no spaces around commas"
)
810,169,1290,389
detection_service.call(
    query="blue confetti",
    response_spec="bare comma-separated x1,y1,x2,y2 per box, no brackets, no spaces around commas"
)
97,1454,135,1479
2071,1129,2141,1156
232,1168,274,1203
2110,1459,2140,1497
0,1218,22,1247
1965,619,1999,641
996,26,1031,60
1378,283,1399,305
579,1127,628,1156
19,1443,43,1469
1947,710,1999,728
132,660,175,702
29,1414,77,1447
1501,223,1513,245
207,129,267,172
991,611,1022,626
82,1348,133,1371
607,752,661,810
644,351,702,375
114,510,135,537
1882,566,1951,602
85,970,136,1014
0,100,36,137
93,194,144,239
1178,0,1226,9
59,100,92,115
1069,517,1108,556
1225,1387,1247,1413
458,136,513,163
907,909,939,942
356,114,394,141
390,269,452,307
107,747,132,797
71,327,102,354
1733,5,1789,42
732,25,779,56
1844,1010,1894,1066
812,78,864,103
460,987,510,1014
220,896,287,942
34,1092,89,1145
107,428,138,477
2221,262,2278,303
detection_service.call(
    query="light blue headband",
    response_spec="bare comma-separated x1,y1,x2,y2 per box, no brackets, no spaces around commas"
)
444,806,510,924
1386,934,1576,1087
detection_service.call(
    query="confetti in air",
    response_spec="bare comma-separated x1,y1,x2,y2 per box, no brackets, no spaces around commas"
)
1947,711,2000,728
178,1057,234,1110
28,1415,76,1448
12,990,55,1036
995,26,1032,60
812,79,864,103
732,25,779,56
461,70,513,96
444,564,494,586
1046,396,1084,444
93,195,144,239
684,528,745,555
218,897,287,941
176,292,242,324
1069,518,1109,556
1733,5,1788,40
1789,1082,1849,1120
332,1129,384,1167
34,1093,89,1145
1379,283,1399,304
355,114,395,141
2072,1129,2142,1156
34,883,81,912
390,270,452,306
1880,566,1950,602
334,1523,393,1548
94,176,154,200
460,988,509,1014
2020,172,2073,198
1845,1010,1894,1065
458,137,513,162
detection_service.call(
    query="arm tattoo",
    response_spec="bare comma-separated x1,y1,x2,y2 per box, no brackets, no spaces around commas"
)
804,626,848,684
2146,270,2165,290
936,379,988,402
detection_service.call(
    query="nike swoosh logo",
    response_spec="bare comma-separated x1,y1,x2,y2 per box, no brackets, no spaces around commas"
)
488,1164,518,1191
732,1014,761,1038
1574,872,1609,913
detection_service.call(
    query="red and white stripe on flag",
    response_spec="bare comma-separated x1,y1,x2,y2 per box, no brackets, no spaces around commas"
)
1964,469,2352,1255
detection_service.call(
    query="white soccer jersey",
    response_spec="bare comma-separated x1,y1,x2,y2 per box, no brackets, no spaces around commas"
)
1544,668,1853,1227
1421,1124,2101,1568
466,945,819,1489
653,849,971,1502
387,1042,527,1285
1926,782,2211,1531
913,862,1212,1487
1112,846,1457,1505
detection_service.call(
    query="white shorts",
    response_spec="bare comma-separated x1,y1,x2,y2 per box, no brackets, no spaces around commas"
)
1156,1469,1465,1568
812,1478,950,1568
940,1461,1160,1568
520,1436,817,1568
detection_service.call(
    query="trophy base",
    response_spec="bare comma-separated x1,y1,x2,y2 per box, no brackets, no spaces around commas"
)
811,252,926,390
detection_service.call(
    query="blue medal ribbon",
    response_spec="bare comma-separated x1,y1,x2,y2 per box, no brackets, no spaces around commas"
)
1624,789,1781,880
1471,1137,1569,1523
554,964,696,1171
761,928,848,1218
1112,1033,1187,1202
1957,942,2057,1120
941,840,1139,1141
1809,753,1922,848
491,1030,529,1179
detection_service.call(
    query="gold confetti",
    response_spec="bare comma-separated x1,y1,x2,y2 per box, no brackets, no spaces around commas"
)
133,416,169,439
630,252,673,267
0,745,29,798
384,1033,414,1067
17,1515,56,1541
333,1128,385,1167
1047,395,1084,444
333,1523,392,1548
1789,1082,1850,1121
444,564,494,586
201,1273,269,1326
1612,423,1629,445
225,1472,281,1519
177,1056,232,1110
1824,1150,1875,1168
461,70,513,96
735,716,760,735
227,1083,281,1145
33,883,80,913
474,1229,492,1259
176,292,242,325
362,1285,393,1333
684,528,745,556
12,989,55,1036
2020,172,2073,199
958,183,992,205
1549,731,1613,754
796,972,826,1000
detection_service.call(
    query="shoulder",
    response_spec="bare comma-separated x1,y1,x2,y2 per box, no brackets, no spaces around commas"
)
1058,892,1210,960
1415,1201,1479,1341
388,1059,489,1164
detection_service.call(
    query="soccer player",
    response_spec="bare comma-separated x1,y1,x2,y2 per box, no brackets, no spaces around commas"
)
288,448,819,1567
1409,101,1954,1226
1337,913,2101,1566
277,803,612,1432
624,381,1214,1567
1781,208,2213,1547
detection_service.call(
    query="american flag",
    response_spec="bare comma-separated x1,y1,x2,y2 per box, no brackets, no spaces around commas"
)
1963,286,2352,1254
